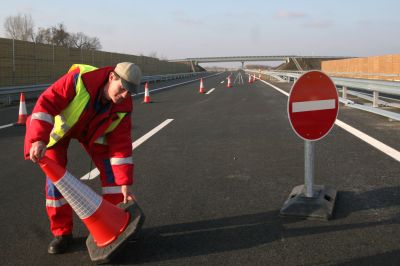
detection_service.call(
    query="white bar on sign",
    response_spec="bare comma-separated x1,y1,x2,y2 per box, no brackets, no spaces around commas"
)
292,99,335,113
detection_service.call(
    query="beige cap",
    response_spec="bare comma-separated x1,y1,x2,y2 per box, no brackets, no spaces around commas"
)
114,62,142,93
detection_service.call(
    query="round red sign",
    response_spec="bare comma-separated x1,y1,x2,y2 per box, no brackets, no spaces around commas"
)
288,71,339,141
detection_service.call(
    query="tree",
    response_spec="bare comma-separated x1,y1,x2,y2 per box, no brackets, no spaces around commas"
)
35,27,52,44
51,23,70,47
4,13,35,41
3,13,102,50
69,32,101,50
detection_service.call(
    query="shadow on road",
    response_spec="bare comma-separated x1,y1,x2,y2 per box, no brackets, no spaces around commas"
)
335,186,400,219
112,206,400,265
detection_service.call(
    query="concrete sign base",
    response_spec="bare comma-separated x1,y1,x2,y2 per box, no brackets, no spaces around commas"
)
280,185,337,220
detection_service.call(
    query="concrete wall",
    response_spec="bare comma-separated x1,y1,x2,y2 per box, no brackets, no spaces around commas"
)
321,54,400,81
0,37,191,87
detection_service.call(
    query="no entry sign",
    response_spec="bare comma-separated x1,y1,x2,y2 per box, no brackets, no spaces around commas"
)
288,71,338,141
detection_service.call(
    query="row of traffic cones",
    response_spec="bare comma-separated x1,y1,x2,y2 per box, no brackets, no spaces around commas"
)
17,76,258,125
199,73,257,92
248,74,257,84
15,82,153,126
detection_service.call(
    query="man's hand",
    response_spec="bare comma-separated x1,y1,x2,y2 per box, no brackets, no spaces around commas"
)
29,141,47,163
121,185,135,204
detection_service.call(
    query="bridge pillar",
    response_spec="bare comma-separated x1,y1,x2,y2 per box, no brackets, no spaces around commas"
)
241,61,244,69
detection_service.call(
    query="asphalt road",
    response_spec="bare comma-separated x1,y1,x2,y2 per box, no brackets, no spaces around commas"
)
0,71,399,265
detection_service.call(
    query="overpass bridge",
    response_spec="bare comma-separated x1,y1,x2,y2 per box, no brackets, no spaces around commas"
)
168,55,352,71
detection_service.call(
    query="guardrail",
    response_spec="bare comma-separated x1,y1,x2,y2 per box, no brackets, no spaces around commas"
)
0,72,205,105
246,69,400,121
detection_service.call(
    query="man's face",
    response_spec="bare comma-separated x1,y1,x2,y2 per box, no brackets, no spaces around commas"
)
106,72,130,104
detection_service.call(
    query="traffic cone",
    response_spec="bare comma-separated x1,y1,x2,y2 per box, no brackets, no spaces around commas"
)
143,82,151,103
38,156,145,263
199,78,205,93
226,76,232,88
17,93,27,125
248,74,252,84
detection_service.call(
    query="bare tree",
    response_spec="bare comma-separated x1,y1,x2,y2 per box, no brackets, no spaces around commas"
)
3,14,102,50
51,23,70,47
35,27,52,44
87,36,101,50
69,32,101,50
4,13,35,41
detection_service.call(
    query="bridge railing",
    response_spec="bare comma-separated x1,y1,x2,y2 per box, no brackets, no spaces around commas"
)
0,72,204,106
246,69,400,121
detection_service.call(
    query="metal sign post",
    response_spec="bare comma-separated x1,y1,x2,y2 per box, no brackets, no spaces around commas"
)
304,140,314,198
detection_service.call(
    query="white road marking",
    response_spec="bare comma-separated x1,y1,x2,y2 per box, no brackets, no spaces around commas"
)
259,79,400,162
335,120,400,162
206,88,215,95
292,99,336,113
134,73,221,96
221,81,225,84
0,123,15,129
81,118,174,180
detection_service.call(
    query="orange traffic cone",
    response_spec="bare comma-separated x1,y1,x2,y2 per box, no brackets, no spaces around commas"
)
17,93,27,125
143,82,151,103
38,156,144,263
248,74,252,84
199,78,205,93
226,75,232,88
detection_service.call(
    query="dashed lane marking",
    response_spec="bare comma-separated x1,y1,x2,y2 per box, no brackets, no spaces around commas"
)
81,118,174,180
206,88,215,95
0,123,15,130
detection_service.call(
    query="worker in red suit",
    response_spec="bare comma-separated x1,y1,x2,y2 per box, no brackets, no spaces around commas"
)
24,62,142,254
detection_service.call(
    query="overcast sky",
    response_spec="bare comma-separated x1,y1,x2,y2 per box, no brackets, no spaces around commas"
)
1,0,399,67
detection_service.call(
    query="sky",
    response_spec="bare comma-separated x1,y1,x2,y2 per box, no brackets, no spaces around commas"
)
0,0,399,67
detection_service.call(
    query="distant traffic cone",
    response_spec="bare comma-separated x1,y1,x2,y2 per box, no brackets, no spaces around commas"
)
248,74,252,84
143,82,151,103
17,93,27,125
38,156,145,263
253,74,257,82
199,78,205,93
226,76,232,88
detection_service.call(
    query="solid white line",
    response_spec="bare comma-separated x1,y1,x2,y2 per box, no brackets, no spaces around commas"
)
134,73,221,96
206,88,215,95
292,99,336,113
0,123,14,130
335,120,400,162
259,79,289,96
81,118,174,180
259,79,400,162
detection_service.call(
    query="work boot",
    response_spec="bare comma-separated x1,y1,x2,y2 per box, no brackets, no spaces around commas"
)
47,234,73,254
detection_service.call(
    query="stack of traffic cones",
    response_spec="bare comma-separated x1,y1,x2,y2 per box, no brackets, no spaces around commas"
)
199,78,205,93
226,75,232,88
38,156,145,263
143,82,151,103
17,93,27,125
